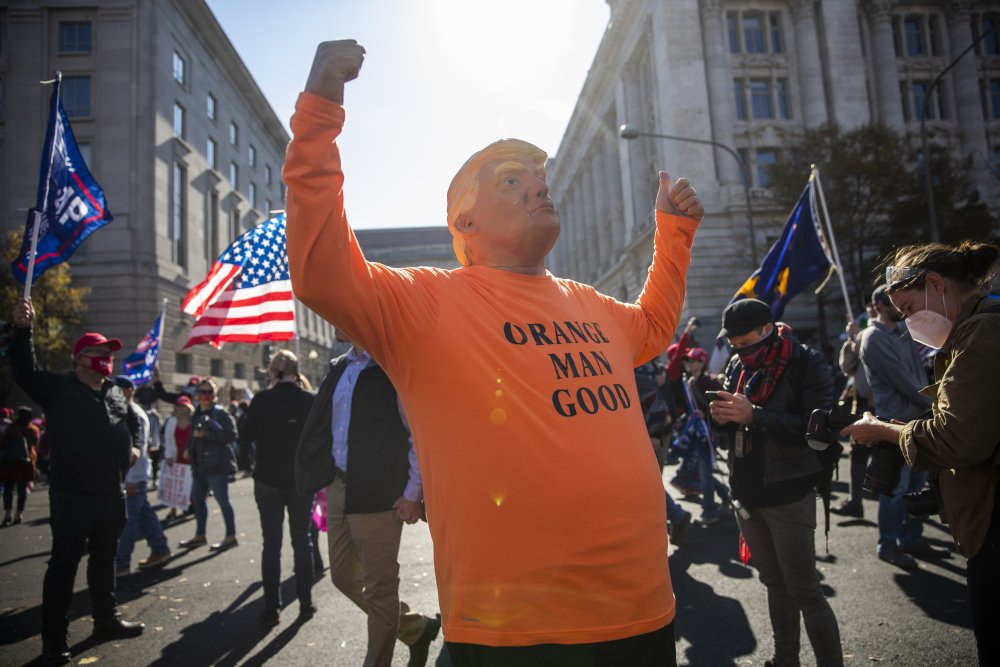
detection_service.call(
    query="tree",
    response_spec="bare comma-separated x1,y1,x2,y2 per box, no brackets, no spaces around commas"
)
0,230,90,404
768,123,997,311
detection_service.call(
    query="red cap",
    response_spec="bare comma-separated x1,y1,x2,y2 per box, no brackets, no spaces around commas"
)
176,395,193,408
72,332,122,357
684,347,709,363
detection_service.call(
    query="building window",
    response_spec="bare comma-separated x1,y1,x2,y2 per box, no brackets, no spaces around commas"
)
974,14,999,56
734,79,747,120
904,17,925,57
264,164,272,185
727,13,740,53
207,190,219,261
172,51,186,85
207,137,217,170
207,93,216,120
210,359,224,377
756,149,778,187
59,21,92,53
907,80,946,121
229,208,240,240
229,121,239,146
743,13,766,53
986,80,1000,119
234,363,245,380
769,12,783,53
249,182,257,210
750,79,773,119
77,141,91,166
928,15,943,56
248,144,257,168
176,353,191,373
172,162,187,269
776,78,791,119
62,76,92,118
173,102,185,139
738,148,750,186
229,162,239,191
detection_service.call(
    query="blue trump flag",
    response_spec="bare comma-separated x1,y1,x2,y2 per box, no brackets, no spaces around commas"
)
122,309,164,387
731,177,835,320
12,76,113,284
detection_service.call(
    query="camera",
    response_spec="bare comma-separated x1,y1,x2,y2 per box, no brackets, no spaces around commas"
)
903,474,945,520
806,408,859,451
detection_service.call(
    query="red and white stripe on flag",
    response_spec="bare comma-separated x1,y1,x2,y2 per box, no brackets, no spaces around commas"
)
183,280,295,348
182,261,241,319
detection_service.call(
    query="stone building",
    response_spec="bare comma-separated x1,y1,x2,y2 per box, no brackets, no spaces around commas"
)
0,0,334,391
547,0,1000,341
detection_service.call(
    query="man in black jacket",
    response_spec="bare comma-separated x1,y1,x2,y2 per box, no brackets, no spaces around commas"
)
10,297,145,666
710,299,843,667
296,332,440,667
239,350,317,626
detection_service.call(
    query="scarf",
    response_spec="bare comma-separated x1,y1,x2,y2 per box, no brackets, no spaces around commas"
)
737,335,795,406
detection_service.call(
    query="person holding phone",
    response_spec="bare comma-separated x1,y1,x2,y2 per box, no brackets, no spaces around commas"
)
178,378,239,552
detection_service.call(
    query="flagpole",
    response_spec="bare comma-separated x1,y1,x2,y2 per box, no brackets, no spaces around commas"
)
811,166,853,318
293,297,302,360
23,71,63,299
158,297,169,351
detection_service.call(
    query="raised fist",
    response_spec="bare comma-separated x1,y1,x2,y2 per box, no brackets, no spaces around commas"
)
305,40,366,104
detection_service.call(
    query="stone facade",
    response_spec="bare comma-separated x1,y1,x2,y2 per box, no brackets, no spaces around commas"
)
0,0,334,391
548,0,1000,340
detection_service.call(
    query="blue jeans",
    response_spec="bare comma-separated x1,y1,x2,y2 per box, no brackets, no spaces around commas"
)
192,473,236,537
254,481,315,612
736,493,843,667
116,481,169,568
697,447,729,511
877,465,927,552
665,491,687,524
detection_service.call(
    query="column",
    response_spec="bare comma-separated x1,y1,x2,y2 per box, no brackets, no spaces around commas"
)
864,0,905,130
581,160,600,281
603,114,627,259
945,4,990,165
790,0,829,127
699,0,740,184
592,142,614,274
820,0,871,127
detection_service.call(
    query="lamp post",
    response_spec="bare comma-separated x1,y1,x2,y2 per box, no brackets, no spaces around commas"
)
919,22,997,243
619,124,758,263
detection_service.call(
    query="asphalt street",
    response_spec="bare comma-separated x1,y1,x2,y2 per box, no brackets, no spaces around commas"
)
0,456,978,666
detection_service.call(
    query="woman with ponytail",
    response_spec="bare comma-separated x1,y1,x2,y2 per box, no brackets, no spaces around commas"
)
844,240,1000,665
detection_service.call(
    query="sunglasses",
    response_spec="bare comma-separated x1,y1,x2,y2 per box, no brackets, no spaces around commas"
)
197,389,214,395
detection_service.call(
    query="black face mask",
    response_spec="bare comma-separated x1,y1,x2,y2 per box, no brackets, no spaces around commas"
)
733,326,776,370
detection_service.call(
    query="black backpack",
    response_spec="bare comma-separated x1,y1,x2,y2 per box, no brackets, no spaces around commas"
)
1,429,30,463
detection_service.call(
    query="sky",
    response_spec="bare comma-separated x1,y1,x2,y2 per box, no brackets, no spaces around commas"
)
204,0,611,230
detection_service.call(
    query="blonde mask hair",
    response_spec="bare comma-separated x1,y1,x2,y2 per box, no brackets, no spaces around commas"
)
446,139,547,266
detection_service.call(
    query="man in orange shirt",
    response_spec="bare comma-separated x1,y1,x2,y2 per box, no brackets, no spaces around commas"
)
284,40,703,666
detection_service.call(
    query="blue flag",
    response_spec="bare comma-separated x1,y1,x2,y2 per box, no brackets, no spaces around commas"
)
731,179,835,320
121,311,163,387
12,77,114,284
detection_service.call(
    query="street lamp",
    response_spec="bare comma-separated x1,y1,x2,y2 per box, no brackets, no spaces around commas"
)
919,22,997,243
619,124,757,263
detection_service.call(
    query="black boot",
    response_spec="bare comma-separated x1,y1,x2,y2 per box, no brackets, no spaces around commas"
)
40,638,71,665
93,613,145,638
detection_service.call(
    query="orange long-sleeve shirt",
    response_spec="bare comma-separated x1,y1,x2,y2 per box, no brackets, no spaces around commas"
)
284,92,699,646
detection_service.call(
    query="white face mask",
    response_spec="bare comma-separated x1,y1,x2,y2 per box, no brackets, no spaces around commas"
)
905,284,952,349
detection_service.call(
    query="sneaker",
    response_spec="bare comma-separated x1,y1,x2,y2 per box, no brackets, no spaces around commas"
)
115,567,131,578
178,535,207,549
697,509,719,525
878,544,918,569
210,535,239,551
831,499,864,518
670,512,691,545
138,551,172,569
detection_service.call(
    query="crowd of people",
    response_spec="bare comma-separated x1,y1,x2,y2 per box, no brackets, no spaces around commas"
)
1,37,997,667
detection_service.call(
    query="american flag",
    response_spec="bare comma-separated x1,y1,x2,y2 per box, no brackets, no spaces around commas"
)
182,213,295,348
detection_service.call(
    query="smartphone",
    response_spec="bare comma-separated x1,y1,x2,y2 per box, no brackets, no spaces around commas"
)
705,390,725,402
